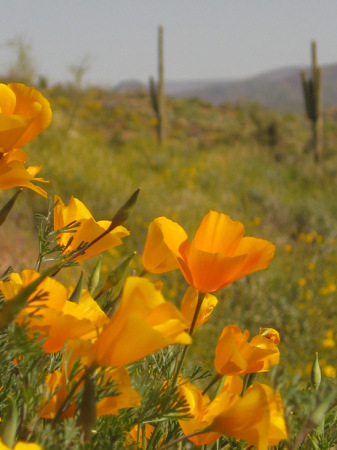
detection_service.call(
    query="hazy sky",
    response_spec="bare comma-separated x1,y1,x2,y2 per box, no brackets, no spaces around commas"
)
1,1,336,87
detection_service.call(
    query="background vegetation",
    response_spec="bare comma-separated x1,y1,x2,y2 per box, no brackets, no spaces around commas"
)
1,82,337,386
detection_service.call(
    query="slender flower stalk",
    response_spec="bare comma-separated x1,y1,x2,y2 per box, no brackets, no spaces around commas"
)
148,291,206,450
171,291,205,387
158,426,213,450
50,363,96,425
241,373,258,397
202,373,223,396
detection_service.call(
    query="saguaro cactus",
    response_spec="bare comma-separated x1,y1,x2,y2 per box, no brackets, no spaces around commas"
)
301,41,323,163
149,25,166,145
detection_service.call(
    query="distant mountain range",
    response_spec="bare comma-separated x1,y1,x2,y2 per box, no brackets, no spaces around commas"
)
115,63,337,113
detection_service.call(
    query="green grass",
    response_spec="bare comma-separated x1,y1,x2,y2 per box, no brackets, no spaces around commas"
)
3,87,337,380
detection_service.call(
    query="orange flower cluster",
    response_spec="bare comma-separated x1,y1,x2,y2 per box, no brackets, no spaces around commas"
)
212,382,287,448
0,83,288,449
0,83,52,197
177,378,287,448
141,212,287,448
41,356,141,419
0,273,191,418
176,325,284,449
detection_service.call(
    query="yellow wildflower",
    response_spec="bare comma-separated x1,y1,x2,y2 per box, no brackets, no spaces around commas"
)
298,278,306,287
323,365,336,378
305,290,313,301
285,244,292,253
318,283,336,295
322,338,335,349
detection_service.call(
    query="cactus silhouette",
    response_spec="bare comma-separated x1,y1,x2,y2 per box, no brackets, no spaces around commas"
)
301,41,323,162
149,25,166,145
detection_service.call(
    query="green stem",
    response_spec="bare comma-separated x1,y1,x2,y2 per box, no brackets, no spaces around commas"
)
171,291,205,387
136,423,141,448
158,425,213,450
50,362,96,425
148,291,206,449
188,291,206,336
146,425,161,450
171,346,189,389
141,423,147,449
241,373,257,397
50,372,86,425
213,375,226,398
241,374,249,397
202,373,222,396
138,268,148,277
210,440,221,450
35,253,43,272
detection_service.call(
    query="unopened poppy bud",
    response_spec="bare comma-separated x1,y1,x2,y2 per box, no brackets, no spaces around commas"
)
311,352,321,390
0,395,18,448
88,257,102,295
69,271,83,303
96,252,136,299
110,188,140,229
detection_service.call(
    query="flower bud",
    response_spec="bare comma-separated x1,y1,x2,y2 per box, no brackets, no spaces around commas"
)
311,352,321,391
0,395,18,448
95,253,136,304
88,257,102,295
110,188,140,229
69,271,84,303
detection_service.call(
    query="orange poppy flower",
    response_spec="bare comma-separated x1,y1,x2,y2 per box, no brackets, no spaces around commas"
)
180,286,218,329
0,83,52,153
93,276,191,367
53,195,129,262
215,325,280,376
178,381,234,445
96,366,141,416
0,148,48,197
142,217,187,273
0,270,109,352
220,375,244,395
178,380,287,449
212,382,288,449
143,211,275,293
